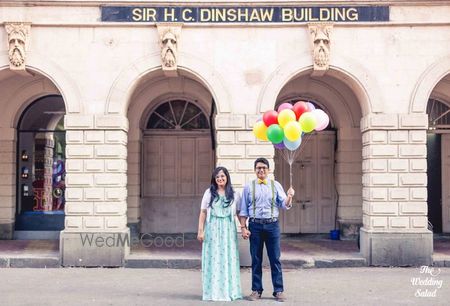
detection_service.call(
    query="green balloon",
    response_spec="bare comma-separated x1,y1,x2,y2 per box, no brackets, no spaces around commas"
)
267,124,284,144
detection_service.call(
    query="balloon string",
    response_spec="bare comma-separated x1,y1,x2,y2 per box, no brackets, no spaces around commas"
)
279,132,314,188
289,161,293,188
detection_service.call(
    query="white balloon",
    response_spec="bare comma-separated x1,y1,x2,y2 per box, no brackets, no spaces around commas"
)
313,110,330,131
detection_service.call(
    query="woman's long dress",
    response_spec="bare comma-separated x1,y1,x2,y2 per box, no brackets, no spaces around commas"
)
202,196,242,301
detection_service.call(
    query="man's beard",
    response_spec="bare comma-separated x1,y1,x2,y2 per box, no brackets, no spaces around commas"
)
163,48,176,67
314,47,329,67
9,47,25,67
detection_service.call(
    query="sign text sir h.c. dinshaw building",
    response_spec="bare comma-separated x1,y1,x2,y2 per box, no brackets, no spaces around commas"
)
102,6,389,23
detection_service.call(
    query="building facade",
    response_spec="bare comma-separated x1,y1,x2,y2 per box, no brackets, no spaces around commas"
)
0,0,449,266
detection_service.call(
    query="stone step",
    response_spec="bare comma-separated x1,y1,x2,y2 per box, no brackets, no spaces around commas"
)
0,256,60,268
13,231,60,240
124,257,367,269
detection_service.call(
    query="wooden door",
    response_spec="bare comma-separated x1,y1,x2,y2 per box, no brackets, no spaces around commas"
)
441,134,450,232
142,133,213,233
276,132,336,233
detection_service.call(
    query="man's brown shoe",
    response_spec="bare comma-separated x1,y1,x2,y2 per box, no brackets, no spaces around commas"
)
247,291,262,301
273,292,286,302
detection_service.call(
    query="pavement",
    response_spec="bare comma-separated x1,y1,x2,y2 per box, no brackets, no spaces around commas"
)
0,235,449,268
0,267,449,305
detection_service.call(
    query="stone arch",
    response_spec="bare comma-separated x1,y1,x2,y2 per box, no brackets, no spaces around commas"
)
411,55,450,113
0,51,82,114
127,76,214,141
2,78,60,129
106,52,232,115
258,51,379,116
275,77,360,128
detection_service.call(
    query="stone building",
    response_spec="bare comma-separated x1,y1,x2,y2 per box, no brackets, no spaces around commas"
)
0,0,449,266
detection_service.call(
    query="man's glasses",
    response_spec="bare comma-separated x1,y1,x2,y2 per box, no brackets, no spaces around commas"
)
255,166,268,171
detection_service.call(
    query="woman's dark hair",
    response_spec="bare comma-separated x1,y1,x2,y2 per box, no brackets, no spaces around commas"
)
209,166,234,208
254,157,270,169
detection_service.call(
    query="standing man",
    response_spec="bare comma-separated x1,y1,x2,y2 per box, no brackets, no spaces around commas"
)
239,157,294,303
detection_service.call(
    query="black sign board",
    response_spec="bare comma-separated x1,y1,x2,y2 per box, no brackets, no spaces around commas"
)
101,6,389,23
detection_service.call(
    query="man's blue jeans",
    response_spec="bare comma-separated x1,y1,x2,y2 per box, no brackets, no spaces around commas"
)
249,220,283,294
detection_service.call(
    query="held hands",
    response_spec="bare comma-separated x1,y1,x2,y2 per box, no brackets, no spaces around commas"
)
241,228,251,240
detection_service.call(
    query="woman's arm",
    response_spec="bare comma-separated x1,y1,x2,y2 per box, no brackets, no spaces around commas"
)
197,209,207,242
198,189,210,242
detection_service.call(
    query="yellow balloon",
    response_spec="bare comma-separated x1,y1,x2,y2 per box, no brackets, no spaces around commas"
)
284,121,302,141
253,121,268,141
277,109,296,128
299,112,317,133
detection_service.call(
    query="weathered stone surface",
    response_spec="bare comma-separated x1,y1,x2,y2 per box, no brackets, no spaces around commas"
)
60,230,129,267
360,229,433,266
10,257,60,268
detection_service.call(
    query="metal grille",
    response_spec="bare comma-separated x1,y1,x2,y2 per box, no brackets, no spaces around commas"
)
427,99,450,130
146,99,209,130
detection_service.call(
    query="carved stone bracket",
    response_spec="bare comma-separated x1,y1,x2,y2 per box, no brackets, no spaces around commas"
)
308,23,333,77
157,23,182,77
5,22,31,71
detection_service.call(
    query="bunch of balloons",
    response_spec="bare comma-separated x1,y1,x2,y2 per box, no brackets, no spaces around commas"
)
253,101,330,151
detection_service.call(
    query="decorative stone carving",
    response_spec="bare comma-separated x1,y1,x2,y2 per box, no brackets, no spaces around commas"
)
5,22,31,71
157,23,182,77
308,23,332,76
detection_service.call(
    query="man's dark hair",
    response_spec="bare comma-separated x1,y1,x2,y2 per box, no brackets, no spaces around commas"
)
254,157,270,169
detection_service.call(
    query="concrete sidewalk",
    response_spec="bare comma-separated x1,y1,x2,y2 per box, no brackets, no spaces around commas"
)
0,235,449,268
0,267,449,305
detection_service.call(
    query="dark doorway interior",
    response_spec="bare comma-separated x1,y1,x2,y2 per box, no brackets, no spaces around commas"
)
427,133,442,233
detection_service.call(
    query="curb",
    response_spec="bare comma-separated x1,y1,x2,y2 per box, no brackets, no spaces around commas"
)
0,257,60,268
433,260,450,267
313,258,367,268
125,259,201,269
1,256,449,268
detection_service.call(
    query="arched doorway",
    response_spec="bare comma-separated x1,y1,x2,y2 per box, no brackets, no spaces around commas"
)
15,95,66,238
274,99,336,233
272,72,363,236
141,99,214,233
125,72,217,236
0,67,68,240
427,91,450,233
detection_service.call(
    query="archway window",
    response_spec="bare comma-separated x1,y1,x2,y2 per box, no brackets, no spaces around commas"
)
427,99,450,130
146,100,209,130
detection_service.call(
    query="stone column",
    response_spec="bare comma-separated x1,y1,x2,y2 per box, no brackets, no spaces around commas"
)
60,114,129,266
0,128,15,239
335,127,363,239
126,137,141,239
360,113,432,266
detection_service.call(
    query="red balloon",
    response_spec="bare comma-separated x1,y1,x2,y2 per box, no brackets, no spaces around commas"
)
263,110,279,127
292,101,309,120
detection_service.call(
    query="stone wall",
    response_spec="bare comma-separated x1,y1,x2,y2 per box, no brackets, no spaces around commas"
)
360,113,432,266
60,114,130,266
0,128,15,239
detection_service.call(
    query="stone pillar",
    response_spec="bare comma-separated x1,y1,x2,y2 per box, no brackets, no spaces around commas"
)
127,138,141,239
60,114,129,267
0,128,15,239
335,127,363,239
360,113,432,266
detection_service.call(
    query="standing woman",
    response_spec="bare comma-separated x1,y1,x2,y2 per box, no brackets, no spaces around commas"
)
197,166,242,301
